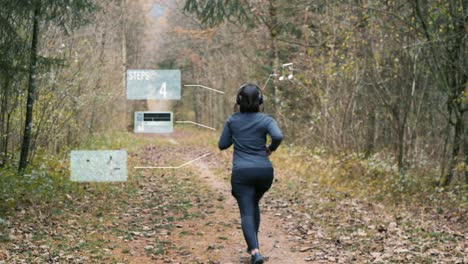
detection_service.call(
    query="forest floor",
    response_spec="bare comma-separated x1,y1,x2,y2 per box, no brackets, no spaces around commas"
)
0,128,466,263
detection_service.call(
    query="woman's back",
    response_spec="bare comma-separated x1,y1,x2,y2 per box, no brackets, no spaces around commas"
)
218,112,283,170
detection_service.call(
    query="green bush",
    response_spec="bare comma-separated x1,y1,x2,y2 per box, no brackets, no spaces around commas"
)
0,132,143,215
0,163,80,214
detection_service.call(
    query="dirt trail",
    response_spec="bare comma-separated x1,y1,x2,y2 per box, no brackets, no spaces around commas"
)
139,135,312,263
168,158,311,263
2,131,465,263
89,132,307,263
117,134,467,263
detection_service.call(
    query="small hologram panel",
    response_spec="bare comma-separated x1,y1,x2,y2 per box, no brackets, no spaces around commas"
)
126,69,181,100
70,150,127,182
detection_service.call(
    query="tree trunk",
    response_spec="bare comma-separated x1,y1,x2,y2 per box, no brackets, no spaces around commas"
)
3,112,11,166
397,124,405,173
441,112,463,186
0,78,9,167
463,112,467,184
440,1,466,185
121,0,128,131
193,71,201,124
89,27,107,135
365,107,376,158
440,107,451,181
18,3,40,171
268,0,279,111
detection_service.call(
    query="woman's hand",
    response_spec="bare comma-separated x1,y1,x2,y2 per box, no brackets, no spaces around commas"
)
266,146,272,156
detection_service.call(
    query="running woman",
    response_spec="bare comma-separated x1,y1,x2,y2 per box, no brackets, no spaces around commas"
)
218,83,283,264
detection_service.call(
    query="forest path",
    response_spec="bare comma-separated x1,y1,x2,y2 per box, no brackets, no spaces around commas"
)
112,133,312,263
109,131,467,263
166,153,311,263
1,129,465,263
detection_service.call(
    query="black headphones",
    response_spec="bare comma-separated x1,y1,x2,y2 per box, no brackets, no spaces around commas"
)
236,83,263,105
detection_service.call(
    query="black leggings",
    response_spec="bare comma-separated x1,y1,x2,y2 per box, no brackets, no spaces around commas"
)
231,167,274,252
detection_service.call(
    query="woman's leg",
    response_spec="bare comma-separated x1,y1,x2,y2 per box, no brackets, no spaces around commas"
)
254,193,262,235
231,167,273,254
253,168,274,242
232,183,259,252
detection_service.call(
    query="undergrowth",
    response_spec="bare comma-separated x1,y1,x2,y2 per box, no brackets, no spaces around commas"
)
154,127,467,213
1,128,465,222
0,131,162,216
271,145,467,212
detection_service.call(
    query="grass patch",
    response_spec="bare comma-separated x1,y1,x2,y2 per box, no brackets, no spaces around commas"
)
0,131,162,215
270,145,467,212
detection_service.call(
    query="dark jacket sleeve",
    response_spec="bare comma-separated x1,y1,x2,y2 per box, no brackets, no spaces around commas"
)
218,117,233,150
267,117,283,151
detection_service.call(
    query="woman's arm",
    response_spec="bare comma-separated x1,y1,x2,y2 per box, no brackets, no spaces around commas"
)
218,118,233,150
267,118,283,152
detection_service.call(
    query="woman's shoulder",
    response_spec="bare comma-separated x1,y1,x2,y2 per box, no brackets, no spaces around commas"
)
227,112,241,121
257,112,276,121
227,112,275,122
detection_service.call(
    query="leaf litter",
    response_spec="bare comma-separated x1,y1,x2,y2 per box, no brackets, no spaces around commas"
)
0,131,466,263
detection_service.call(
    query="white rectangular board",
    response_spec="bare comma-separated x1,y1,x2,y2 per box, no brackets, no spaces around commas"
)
126,69,181,100
134,111,173,133
70,150,127,182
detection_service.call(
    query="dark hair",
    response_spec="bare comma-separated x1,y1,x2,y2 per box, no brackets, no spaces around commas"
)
239,85,261,113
